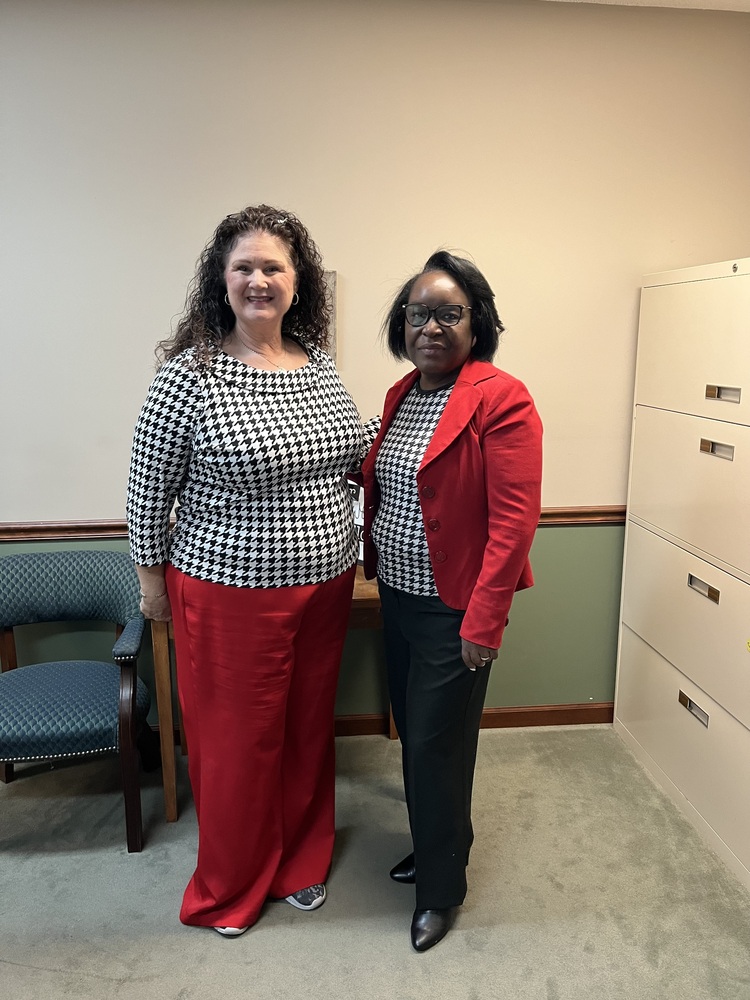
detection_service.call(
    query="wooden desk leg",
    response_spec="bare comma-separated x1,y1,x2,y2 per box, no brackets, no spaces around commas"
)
151,620,178,822
389,705,398,740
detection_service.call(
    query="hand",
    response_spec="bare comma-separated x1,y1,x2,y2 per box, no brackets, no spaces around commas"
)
135,564,170,621
139,592,172,622
461,640,498,672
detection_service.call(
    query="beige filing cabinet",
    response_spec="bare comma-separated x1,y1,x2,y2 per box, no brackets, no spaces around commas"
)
614,257,750,892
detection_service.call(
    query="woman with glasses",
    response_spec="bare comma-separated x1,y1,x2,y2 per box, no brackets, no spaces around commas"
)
361,250,542,952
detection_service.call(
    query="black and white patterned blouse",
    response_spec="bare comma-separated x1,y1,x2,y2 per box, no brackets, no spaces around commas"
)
127,344,375,588
371,382,453,596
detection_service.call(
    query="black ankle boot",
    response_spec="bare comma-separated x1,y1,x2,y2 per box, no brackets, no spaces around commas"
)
389,853,416,884
410,907,456,952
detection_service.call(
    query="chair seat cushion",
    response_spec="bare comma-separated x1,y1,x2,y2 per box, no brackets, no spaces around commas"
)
0,660,151,761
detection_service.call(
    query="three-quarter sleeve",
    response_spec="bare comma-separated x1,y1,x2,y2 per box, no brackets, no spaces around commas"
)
126,358,205,566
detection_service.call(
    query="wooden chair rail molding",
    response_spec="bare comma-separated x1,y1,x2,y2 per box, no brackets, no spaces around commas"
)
0,507,625,541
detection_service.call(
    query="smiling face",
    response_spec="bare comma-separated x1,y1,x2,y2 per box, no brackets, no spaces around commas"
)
404,271,476,390
223,231,297,333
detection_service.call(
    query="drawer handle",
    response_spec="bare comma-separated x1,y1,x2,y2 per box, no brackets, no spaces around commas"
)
678,690,709,728
687,573,720,604
688,573,721,604
705,384,742,404
699,438,735,461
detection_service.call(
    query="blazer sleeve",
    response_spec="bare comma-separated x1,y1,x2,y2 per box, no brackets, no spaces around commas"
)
460,379,543,648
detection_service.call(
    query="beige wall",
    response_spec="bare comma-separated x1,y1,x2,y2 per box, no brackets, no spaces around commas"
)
2,0,749,520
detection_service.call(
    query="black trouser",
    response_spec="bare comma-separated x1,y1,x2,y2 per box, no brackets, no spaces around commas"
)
378,580,491,909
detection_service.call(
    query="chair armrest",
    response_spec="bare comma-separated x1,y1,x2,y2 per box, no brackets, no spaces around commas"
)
113,614,146,663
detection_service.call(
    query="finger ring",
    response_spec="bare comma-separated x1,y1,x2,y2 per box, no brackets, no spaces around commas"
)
480,655,491,661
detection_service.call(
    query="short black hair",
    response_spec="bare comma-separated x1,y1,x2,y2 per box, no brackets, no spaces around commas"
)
383,250,505,362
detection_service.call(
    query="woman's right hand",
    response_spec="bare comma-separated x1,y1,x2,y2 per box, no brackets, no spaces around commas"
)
139,592,172,622
136,563,171,621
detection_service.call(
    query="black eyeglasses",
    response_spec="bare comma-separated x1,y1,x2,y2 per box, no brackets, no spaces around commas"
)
403,303,472,328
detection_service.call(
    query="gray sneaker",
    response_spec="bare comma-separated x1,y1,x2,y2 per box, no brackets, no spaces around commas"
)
285,884,327,910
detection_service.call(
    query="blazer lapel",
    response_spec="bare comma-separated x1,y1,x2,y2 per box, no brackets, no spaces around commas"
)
420,360,494,471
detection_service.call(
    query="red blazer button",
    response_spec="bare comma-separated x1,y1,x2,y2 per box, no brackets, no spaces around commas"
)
433,550,447,563
420,485,436,498
427,518,441,531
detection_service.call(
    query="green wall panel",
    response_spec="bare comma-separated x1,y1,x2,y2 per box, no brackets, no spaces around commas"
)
490,524,624,707
335,629,389,717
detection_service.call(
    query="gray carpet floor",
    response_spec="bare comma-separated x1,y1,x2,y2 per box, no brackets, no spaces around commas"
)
1,727,749,1000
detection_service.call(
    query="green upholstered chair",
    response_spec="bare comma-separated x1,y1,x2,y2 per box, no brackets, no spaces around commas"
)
0,550,157,852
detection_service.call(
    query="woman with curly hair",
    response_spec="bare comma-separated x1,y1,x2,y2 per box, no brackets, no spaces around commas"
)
127,205,374,937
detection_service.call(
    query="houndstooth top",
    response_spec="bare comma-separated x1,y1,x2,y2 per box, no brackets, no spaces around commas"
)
127,344,375,588
371,382,453,597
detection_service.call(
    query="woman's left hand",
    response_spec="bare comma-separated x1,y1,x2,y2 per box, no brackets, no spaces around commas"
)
461,640,498,672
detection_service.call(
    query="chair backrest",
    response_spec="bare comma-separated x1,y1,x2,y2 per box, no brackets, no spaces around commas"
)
0,550,140,629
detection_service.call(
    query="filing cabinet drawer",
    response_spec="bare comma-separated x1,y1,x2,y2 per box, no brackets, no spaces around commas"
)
629,406,750,575
636,273,750,424
622,522,750,729
616,627,750,873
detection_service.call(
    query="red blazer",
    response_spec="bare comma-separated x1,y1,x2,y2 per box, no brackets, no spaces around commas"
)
362,358,543,649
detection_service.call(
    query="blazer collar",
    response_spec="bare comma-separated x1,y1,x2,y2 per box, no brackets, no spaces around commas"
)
421,359,495,469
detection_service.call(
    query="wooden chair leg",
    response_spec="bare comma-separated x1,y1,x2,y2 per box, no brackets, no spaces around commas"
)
120,743,143,853
0,762,15,783
119,662,143,853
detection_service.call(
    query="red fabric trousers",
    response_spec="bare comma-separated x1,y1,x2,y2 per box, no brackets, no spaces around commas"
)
166,563,356,929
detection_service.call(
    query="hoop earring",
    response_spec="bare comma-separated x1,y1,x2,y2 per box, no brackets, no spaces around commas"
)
224,293,230,305
292,293,300,306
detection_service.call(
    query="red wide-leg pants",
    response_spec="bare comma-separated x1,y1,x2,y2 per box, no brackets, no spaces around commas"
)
165,563,356,929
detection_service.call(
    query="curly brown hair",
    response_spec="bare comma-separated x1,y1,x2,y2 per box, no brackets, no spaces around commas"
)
158,205,331,364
